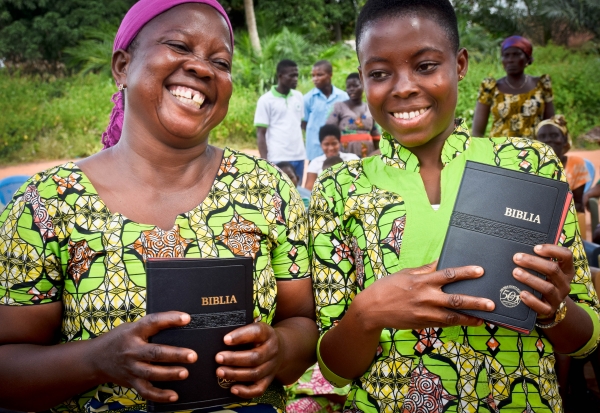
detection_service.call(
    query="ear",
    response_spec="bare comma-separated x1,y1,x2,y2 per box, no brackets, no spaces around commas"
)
456,48,469,81
112,49,131,87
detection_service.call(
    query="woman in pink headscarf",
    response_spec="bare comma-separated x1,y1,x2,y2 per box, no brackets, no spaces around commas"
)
0,1,317,412
472,35,555,139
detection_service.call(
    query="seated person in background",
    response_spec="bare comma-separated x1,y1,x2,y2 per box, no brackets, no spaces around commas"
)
322,155,344,170
278,161,312,208
304,125,359,191
536,115,590,214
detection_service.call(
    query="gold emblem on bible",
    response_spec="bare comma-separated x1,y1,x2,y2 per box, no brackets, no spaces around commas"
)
217,376,237,388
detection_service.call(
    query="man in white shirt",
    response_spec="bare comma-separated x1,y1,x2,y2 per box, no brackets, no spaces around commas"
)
255,60,306,183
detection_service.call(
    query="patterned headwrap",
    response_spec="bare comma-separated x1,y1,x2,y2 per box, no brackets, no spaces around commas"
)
501,35,533,62
102,0,234,149
535,115,572,152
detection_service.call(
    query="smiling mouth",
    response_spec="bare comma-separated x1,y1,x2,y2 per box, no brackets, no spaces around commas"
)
168,85,206,109
392,107,429,120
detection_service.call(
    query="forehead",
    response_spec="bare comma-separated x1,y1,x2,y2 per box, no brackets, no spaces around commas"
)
358,14,453,62
346,77,360,84
312,65,330,74
502,47,525,55
322,135,339,141
136,3,231,50
281,66,298,74
537,124,564,136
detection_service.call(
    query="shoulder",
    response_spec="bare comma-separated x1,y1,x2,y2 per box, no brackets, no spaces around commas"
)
224,148,295,189
341,152,360,161
480,77,498,89
486,137,563,178
20,162,85,197
256,92,273,106
313,158,365,199
291,89,303,99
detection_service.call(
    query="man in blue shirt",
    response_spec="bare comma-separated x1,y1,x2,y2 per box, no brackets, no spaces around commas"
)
302,60,349,161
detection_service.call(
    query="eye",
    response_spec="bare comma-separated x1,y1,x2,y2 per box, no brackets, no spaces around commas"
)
213,59,231,72
368,70,389,81
165,42,189,53
417,62,438,73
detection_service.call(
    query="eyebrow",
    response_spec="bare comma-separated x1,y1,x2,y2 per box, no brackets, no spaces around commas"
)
163,28,192,36
364,46,445,66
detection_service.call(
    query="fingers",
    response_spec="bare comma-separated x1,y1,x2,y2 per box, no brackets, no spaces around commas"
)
130,378,179,403
139,343,197,364
130,361,190,382
135,312,192,339
229,376,275,399
520,291,554,318
514,245,575,284
434,265,485,285
222,322,271,346
409,260,438,275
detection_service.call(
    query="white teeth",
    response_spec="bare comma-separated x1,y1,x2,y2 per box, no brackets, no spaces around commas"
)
168,85,206,109
393,108,428,120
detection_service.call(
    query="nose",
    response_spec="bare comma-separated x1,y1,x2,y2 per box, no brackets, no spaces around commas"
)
391,71,419,99
182,57,216,80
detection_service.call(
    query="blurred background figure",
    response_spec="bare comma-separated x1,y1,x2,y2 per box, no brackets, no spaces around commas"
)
472,35,555,139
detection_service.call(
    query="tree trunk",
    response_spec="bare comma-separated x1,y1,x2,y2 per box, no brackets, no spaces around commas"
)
244,0,262,56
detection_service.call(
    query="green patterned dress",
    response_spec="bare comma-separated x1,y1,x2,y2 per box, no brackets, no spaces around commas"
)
309,120,600,412
0,148,309,413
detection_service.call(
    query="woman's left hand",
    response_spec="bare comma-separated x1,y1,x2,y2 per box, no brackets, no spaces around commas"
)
512,244,574,319
215,322,282,398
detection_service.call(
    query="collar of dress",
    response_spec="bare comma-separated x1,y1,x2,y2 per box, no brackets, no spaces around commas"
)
379,119,471,172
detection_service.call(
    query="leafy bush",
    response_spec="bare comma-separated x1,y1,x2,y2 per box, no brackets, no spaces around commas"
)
0,44,598,165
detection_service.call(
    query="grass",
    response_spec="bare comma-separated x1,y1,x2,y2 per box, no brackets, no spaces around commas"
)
0,44,598,165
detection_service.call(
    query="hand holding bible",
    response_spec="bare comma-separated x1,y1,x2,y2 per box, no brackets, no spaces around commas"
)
512,244,574,320
94,311,197,403
358,260,495,331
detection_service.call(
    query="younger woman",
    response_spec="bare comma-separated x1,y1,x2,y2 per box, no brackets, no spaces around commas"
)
309,1,599,412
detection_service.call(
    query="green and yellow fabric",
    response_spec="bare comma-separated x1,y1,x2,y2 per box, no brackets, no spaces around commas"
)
309,120,600,412
0,148,309,412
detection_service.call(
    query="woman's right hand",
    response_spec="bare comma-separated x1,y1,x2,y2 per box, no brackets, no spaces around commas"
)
357,261,495,332
92,311,197,403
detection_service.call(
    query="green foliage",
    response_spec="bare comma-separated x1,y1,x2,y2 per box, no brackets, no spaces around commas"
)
0,44,598,165
0,0,133,66
63,23,116,77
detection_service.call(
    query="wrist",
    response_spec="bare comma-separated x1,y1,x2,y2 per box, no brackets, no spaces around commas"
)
351,290,383,335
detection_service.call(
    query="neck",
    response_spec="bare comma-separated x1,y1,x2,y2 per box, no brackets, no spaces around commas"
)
348,97,363,106
276,84,290,95
319,84,333,97
115,126,215,191
406,120,457,170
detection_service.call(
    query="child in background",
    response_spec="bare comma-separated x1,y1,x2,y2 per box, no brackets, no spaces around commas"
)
304,125,359,191
322,155,344,170
277,161,312,209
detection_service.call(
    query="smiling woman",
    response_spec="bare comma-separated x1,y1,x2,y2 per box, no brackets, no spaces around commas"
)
0,1,318,412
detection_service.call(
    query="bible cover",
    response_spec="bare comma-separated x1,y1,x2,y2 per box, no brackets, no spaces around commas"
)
146,257,254,412
440,161,572,334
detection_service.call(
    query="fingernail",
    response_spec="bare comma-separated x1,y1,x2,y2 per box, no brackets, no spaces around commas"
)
224,335,232,344
179,370,187,379
231,388,239,395
188,352,196,362
474,266,484,275
514,253,523,261
169,395,178,402
514,268,523,277
216,368,224,377
216,354,224,363
534,245,543,252
486,301,494,311
181,314,190,323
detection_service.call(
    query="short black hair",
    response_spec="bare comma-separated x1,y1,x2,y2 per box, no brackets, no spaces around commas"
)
356,0,459,55
323,155,344,169
276,161,296,173
277,59,298,75
346,72,360,82
319,124,341,142
313,60,333,74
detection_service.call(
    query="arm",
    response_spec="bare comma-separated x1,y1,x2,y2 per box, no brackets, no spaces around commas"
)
472,102,491,137
256,126,268,159
572,184,585,213
304,172,318,191
544,100,555,120
583,182,600,211
0,304,196,410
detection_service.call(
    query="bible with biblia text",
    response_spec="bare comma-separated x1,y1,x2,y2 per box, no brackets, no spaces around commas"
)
146,257,253,412
440,161,572,334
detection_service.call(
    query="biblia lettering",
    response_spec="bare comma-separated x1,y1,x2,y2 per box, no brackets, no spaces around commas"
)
504,208,541,224
201,295,237,305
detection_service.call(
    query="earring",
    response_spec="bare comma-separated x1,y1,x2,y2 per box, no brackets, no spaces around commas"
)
118,83,126,91
459,75,465,81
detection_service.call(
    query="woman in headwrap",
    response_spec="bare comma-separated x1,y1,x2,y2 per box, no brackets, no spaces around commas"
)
0,1,317,412
472,35,555,139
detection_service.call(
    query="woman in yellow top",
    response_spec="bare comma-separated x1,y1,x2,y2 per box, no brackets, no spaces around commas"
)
472,35,555,139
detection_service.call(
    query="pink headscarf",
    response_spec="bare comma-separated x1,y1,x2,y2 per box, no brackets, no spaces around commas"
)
102,0,234,149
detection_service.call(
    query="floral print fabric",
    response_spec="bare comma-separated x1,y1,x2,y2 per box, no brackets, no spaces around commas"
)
0,148,309,412
478,74,553,139
309,120,599,412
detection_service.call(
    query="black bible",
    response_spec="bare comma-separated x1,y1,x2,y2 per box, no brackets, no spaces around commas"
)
146,257,254,412
440,161,572,334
